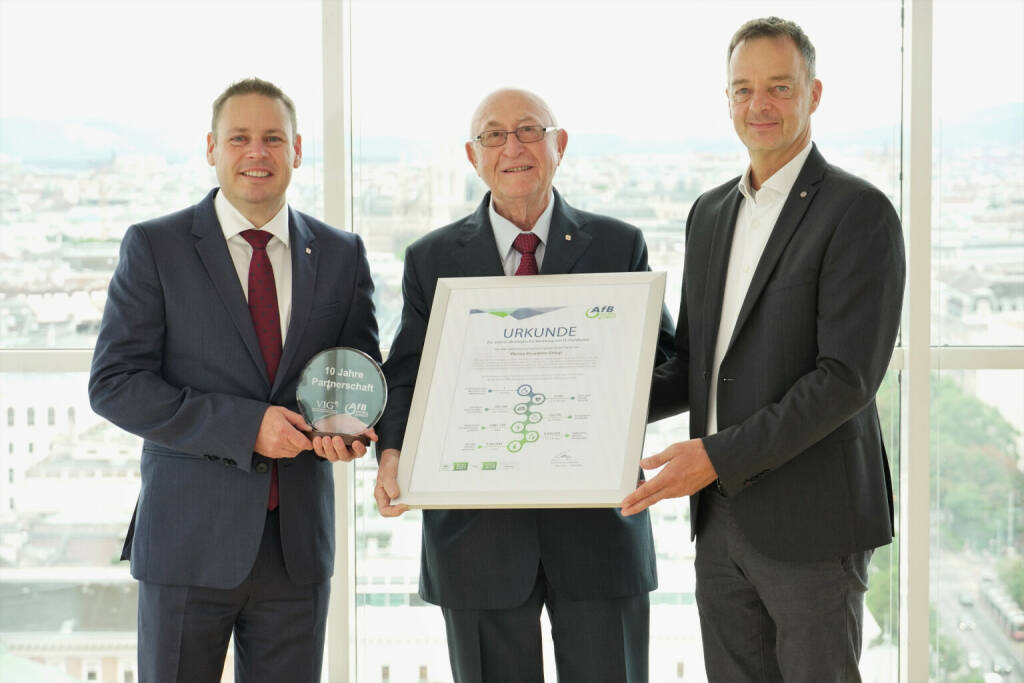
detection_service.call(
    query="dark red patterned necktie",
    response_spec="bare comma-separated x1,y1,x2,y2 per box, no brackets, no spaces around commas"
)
241,229,281,510
513,232,541,275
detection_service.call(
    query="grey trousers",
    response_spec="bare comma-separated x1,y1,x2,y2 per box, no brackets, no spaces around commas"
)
695,489,872,683
137,510,330,683
441,563,650,683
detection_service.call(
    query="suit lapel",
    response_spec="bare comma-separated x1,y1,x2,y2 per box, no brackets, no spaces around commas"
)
452,194,506,277
540,189,591,275
728,146,826,349
702,188,743,374
276,208,317,394
191,190,269,384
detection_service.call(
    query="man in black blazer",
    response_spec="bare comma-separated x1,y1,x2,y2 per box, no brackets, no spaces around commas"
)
371,88,674,683
89,78,379,682
621,18,905,682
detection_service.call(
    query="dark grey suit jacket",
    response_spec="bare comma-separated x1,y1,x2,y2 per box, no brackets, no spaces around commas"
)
377,189,676,609
89,188,380,589
650,145,905,562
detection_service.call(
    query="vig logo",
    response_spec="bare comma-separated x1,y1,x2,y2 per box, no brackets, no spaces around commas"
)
585,305,616,320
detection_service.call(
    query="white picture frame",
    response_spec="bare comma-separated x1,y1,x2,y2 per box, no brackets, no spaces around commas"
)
395,271,666,508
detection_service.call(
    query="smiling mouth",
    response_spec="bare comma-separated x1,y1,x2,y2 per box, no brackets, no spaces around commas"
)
241,170,271,178
502,165,533,173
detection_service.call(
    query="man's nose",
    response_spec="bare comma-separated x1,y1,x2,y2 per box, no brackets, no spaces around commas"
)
749,88,772,111
502,132,526,155
245,141,269,158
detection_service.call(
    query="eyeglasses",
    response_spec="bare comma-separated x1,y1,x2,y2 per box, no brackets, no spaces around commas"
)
471,125,559,148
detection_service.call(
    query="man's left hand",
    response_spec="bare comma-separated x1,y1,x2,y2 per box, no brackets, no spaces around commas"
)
620,438,718,516
311,428,377,462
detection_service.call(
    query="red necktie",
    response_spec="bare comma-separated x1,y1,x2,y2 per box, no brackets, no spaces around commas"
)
513,232,541,275
241,229,282,510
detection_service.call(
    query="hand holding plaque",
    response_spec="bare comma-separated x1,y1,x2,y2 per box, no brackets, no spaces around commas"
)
296,347,387,446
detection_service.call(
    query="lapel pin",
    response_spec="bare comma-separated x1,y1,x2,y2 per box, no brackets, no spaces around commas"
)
565,235,572,241
305,247,312,254
799,191,808,198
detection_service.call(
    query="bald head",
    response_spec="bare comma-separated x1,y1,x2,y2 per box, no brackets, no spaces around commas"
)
464,87,568,231
469,88,559,139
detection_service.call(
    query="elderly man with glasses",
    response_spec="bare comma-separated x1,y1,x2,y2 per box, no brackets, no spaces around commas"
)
370,88,675,683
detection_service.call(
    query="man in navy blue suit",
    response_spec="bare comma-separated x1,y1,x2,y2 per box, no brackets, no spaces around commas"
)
89,78,379,682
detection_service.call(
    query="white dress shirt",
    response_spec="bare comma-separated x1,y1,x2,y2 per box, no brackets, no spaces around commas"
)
490,191,555,276
707,142,813,435
215,190,292,342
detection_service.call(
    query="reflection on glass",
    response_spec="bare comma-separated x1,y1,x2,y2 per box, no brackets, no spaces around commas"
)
931,370,1024,680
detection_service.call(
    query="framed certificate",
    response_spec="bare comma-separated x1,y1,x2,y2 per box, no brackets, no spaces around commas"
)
395,271,666,508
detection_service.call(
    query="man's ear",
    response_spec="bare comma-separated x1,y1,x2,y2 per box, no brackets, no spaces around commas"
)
206,132,216,166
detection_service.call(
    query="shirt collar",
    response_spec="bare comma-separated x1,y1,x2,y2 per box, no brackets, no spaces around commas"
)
738,141,814,204
214,189,290,247
490,190,555,257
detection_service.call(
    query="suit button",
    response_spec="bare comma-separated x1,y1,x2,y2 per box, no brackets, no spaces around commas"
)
255,462,269,474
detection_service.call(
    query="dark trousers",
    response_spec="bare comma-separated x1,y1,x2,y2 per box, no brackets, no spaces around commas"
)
695,489,872,683
441,564,650,683
137,510,330,683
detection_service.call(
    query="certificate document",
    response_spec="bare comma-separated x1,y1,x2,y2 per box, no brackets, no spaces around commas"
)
395,272,666,508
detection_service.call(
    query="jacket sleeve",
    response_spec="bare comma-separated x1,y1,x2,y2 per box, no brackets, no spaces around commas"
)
627,226,677,369
376,244,430,453
704,188,905,494
88,224,268,470
648,198,700,423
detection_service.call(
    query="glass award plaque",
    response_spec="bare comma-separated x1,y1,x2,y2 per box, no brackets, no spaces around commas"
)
296,347,387,446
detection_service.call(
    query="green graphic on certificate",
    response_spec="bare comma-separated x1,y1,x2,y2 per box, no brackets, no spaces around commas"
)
507,384,545,453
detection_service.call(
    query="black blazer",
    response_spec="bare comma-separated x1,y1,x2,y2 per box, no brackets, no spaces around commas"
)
89,188,380,588
651,145,905,562
378,189,676,609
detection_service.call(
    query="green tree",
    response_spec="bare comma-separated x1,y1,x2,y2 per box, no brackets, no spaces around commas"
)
865,372,1024,641
866,372,900,643
998,555,1024,605
931,375,1022,553
866,541,898,644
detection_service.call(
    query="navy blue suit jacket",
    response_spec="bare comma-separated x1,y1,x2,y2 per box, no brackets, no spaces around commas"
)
377,190,675,609
89,188,380,588
650,145,905,561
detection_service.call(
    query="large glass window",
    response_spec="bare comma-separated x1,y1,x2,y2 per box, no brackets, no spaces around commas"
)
0,2,322,681
930,370,1023,681
931,0,1024,347
350,1,901,679
929,2,1024,680
0,0,324,350
3,1,1022,681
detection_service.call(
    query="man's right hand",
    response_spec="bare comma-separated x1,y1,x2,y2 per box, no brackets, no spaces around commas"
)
253,406,313,459
375,448,410,517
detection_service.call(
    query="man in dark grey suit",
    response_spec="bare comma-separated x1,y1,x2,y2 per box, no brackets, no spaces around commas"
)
621,18,905,682
89,78,379,682
371,88,674,683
